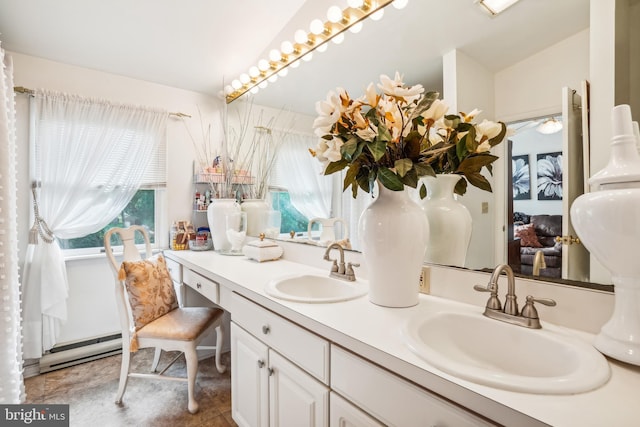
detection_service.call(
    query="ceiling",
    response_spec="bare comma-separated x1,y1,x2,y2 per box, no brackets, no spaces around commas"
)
0,0,589,115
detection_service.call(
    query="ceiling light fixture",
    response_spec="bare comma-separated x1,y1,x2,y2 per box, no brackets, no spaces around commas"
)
536,117,563,135
225,0,403,103
475,0,520,16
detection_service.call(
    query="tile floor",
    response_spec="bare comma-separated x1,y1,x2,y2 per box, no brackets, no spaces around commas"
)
24,348,237,427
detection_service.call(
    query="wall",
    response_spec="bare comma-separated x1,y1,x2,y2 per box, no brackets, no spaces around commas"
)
442,49,497,270
11,51,223,344
511,126,563,216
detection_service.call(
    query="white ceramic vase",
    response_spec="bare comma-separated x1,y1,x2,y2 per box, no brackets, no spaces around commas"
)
570,104,640,365
358,182,429,308
207,198,240,252
419,174,472,267
241,199,270,237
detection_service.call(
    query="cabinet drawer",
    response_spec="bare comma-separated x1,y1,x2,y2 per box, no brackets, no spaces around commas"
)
183,268,219,304
164,256,182,283
331,346,494,427
232,292,330,384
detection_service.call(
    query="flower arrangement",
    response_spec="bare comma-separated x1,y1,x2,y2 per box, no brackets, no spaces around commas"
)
310,72,507,197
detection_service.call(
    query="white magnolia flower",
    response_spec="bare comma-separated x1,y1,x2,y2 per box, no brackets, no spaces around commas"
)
377,72,424,103
422,99,449,123
476,140,492,153
313,88,350,136
476,119,502,141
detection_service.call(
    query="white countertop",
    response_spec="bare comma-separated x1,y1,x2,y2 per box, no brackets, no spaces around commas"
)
165,249,640,427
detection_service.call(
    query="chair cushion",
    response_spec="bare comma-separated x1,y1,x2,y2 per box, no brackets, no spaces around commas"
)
514,223,543,248
121,254,178,331
137,307,224,341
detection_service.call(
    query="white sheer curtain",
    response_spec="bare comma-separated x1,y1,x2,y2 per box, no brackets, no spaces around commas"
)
274,133,332,219
0,46,24,403
22,91,167,358
340,175,374,251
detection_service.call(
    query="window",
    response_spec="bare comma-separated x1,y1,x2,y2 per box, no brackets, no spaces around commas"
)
58,189,158,252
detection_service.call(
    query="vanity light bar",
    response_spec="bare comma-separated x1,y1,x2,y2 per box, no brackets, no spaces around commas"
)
225,0,396,104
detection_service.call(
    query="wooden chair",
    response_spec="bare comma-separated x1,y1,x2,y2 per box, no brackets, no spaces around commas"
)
104,225,225,413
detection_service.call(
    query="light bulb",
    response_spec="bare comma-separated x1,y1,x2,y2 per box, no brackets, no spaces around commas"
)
349,21,363,33
393,0,408,9
249,66,260,78
239,73,250,84
332,33,345,44
310,19,325,35
294,29,308,44
231,79,242,90
269,49,281,62
290,59,301,68
371,8,384,20
224,85,233,95
258,59,270,71
347,0,364,7
278,68,289,77
317,43,328,53
302,52,313,62
250,86,259,94
258,81,268,89
327,5,343,23
280,41,294,55
268,74,278,83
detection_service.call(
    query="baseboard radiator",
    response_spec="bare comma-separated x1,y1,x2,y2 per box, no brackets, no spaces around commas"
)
39,334,122,373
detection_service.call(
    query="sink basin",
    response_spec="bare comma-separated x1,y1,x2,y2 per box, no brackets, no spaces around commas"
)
402,311,610,394
265,274,368,303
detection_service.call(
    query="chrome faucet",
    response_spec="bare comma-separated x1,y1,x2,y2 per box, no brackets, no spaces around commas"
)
323,243,359,281
473,264,556,329
532,250,547,276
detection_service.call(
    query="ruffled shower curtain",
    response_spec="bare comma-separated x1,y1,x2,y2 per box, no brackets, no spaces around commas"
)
22,91,167,358
0,45,23,403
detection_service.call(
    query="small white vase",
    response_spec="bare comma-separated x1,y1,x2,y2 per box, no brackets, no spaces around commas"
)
241,199,270,237
207,198,240,252
358,183,429,308
420,174,472,267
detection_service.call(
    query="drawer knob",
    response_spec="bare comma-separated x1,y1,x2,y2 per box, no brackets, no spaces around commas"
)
268,368,274,376
262,325,270,335
257,360,265,368
196,282,202,289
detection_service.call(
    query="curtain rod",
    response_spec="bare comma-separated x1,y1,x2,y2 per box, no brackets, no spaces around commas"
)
13,86,191,118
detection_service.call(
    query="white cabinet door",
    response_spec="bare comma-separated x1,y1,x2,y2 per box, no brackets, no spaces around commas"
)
329,392,384,427
232,322,269,427
269,349,329,427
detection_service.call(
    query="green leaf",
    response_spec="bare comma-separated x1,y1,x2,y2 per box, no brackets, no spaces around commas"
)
489,122,507,147
464,127,478,153
409,91,439,120
367,138,388,162
343,162,361,192
324,159,349,175
394,158,413,177
400,167,418,188
457,138,469,163
464,171,492,193
341,136,359,161
419,182,427,199
454,177,468,196
377,123,392,143
458,154,499,174
414,162,435,178
377,167,404,191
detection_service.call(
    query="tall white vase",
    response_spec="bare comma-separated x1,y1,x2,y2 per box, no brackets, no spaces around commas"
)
570,104,640,365
241,199,270,237
358,183,429,308
420,174,472,267
207,198,240,252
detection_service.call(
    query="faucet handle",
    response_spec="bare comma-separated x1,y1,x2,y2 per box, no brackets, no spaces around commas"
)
521,295,557,319
473,284,502,310
345,262,359,281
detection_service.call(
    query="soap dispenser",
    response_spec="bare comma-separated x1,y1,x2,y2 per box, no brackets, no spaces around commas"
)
571,104,640,365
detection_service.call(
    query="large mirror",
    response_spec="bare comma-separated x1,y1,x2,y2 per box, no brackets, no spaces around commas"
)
234,0,616,288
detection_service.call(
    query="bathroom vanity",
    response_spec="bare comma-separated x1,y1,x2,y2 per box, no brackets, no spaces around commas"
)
164,249,640,427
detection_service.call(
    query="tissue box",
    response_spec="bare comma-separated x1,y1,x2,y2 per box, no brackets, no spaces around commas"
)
242,238,283,262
